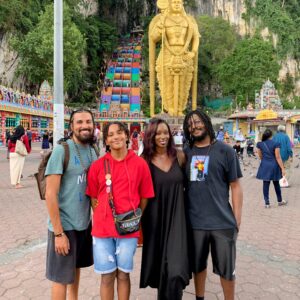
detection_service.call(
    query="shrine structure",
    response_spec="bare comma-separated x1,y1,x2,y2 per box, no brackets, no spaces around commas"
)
255,79,283,110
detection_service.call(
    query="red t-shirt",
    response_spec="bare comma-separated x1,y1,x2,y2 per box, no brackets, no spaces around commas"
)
8,135,31,154
86,150,154,238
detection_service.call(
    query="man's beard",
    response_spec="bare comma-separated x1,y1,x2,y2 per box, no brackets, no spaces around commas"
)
74,131,94,144
192,130,208,142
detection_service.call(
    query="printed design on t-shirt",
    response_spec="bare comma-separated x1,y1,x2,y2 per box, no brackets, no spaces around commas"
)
77,173,87,185
190,155,210,181
74,154,89,186
74,156,81,166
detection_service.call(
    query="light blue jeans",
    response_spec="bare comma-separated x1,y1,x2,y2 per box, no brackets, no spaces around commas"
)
93,237,138,274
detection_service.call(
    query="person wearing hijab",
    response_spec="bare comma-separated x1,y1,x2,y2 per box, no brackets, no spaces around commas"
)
8,125,31,188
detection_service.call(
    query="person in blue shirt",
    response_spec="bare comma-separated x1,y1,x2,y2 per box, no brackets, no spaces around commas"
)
256,129,287,207
216,127,224,142
273,125,293,183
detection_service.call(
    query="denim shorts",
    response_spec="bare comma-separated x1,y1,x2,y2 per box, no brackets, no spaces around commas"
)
93,237,138,274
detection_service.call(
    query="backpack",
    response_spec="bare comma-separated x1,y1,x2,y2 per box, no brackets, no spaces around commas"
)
34,141,100,200
34,141,70,200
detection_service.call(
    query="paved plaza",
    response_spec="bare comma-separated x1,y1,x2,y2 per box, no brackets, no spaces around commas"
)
0,144,300,299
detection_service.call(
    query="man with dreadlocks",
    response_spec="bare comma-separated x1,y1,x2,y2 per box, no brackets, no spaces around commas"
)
183,110,243,300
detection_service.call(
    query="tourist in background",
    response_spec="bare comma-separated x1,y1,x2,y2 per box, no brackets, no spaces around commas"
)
240,139,247,157
5,129,11,159
294,130,299,145
94,124,101,148
130,128,139,152
140,118,190,300
234,128,244,143
41,130,50,155
8,125,31,188
48,131,53,149
273,125,293,184
233,140,242,158
224,130,230,144
256,129,287,208
216,126,224,142
26,128,32,150
246,137,255,157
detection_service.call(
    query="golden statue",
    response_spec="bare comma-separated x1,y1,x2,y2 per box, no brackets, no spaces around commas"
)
149,0,200,117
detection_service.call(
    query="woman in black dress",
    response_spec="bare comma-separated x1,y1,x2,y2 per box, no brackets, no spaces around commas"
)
256,129,287,208
140,118,190,300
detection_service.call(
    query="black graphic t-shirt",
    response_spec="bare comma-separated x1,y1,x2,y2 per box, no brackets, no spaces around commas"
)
184,141,242,230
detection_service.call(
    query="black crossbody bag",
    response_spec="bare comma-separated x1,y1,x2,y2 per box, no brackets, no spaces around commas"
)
104,159,142,235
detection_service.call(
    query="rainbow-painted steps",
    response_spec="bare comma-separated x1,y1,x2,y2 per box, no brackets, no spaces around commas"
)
99,37,142,117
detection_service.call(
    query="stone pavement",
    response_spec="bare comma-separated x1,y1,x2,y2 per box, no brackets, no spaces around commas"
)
0,144,300,299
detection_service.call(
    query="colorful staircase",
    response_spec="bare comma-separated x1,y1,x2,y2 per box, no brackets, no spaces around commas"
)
99,36,142,117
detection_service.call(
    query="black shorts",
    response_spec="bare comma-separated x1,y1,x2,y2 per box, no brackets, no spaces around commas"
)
46,222,93,284
192,229,237,281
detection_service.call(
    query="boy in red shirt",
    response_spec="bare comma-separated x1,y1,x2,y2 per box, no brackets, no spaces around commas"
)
86,121,154,300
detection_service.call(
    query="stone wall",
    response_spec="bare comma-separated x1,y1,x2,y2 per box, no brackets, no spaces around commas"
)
77,0,98,18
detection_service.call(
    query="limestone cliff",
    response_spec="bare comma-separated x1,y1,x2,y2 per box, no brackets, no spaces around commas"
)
0,33,22,89
77,0,98,18
100,0,151,35
193,1,299,92
1,0,300,95
192,0,300,94
192,0,248,36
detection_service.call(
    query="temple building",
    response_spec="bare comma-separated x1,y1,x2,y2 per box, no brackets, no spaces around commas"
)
0,82,71,145
255,79,283,110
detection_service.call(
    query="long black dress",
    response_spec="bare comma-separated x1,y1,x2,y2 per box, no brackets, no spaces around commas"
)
140,159,190,300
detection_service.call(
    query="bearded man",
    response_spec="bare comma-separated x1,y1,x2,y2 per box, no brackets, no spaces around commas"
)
45,109,98,300
183,110,243,300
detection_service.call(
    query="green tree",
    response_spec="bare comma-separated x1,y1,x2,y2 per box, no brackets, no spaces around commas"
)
279,72,295,98
217,37,280,105
244,0,300,58
70,14,118,104
0,0,78,34
0,0,53,34
197,16,238,96
12,2,86,93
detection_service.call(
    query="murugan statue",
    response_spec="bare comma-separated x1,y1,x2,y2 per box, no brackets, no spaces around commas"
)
149,0,200,116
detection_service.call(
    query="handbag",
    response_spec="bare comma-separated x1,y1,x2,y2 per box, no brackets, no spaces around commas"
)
104,159,142,235
15,138,28,156
279,176,289,188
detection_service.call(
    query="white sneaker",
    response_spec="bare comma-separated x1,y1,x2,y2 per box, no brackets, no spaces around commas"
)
278,200,287,206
